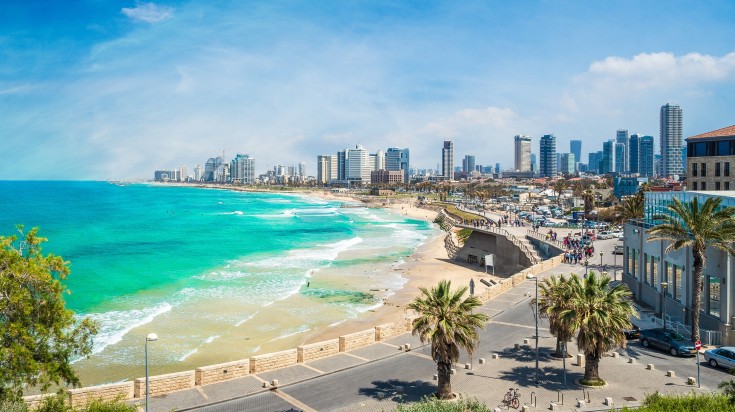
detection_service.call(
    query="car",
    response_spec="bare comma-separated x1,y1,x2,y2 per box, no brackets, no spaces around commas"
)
704,347,735,369
613,244,624,255
638,328,697,356
598,230,613,240
623,324,641,340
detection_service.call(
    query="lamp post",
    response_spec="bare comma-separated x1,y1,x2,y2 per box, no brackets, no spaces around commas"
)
145,333,158,412
527,274,540,386
599,252,604,272
661,282,669,330
585,259,589,276
613,250,617,281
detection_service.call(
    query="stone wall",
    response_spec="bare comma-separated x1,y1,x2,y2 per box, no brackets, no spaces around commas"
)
375,322,404,341
195,358,250,386
249,348,298,374
23,394,55,410
297,339,340,363
134,370,195,398
339,328,376,352
67,382,134,408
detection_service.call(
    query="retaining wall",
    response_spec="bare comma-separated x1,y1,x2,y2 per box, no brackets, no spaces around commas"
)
249,348,298,374
67,382,134,408
297,339,340,363
133,370,195,398
339,328,376,352
375,322,404,341
195,358,250,386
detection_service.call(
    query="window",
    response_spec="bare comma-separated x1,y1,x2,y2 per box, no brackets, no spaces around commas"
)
674,265,683,302
651,256,659,288
643,253,650,285
709,276,721,317
718,140,731,156
726,162,731,177
717,182,721,190
695,142,707,156
692,163,698,177
664,261,673,296
628,248,638,279
716,162,721,177
727,182,731,190
693,182,698,190
701,163,707,177
702,182,707,190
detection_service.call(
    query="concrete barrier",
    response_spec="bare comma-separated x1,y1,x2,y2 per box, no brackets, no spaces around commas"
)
68,382,134,408
339,329,376,352
249,349,298,374
297,339,339,363
667,370,675,377
134,370,195,398
375,323,403,341
195,359,250,386
576,354,585,367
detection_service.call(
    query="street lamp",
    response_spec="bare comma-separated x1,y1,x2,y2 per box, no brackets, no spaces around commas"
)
613,250,617,281
584,259,589,276
599,252,604,271
526,274,540,386
661,282,669,330
145,333,158,412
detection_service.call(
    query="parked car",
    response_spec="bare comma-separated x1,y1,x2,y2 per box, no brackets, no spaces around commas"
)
704,347,735,369
598,231,613,240
638,329,697,356
623,324,640,340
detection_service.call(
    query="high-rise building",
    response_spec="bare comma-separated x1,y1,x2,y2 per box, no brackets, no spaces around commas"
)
193,164,202,181
442,141,454,180
539,134,557,177
629,134,641,174
560,153,575,175
462,155,476,173
514,135,532,172
616,129,629,173
178,165,187,182
660,103,683,177
317,155,332,184
230,154,255,184
385,148,410,183
203,156,223,182
588,152,600,174
347,144,370,184
298,162,306,177
530,154,537,172
370,150,385,171
685,124,735,191
337,149,348,181
639,135,655,178
615,142,626,174
570,140,582,167
602,140,616,174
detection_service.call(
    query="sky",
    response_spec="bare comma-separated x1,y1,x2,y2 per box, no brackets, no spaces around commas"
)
2,1,735,180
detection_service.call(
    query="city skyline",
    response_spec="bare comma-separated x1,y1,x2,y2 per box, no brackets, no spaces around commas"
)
2,1,735,179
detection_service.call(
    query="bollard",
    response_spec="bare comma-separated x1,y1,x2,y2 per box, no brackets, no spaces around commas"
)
492,353,500,359
398,345,403,350
262,382,269,388
521,405,530,412
494,408,502,412
576,399,585,408
523,338,530,345
465,363,471,369
450,369,456,375
667,370,675,377
576,354,585,367
628,358,636,364
604,397,613,406
271,379,279,388
433,374,438,380
405,344,411,351
687,377,696,385
479,358,486,364
611,352,619,358
514,343,520,350
646,364,655,370
549,402,558,411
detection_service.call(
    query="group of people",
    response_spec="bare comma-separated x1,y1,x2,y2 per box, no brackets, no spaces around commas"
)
562,247,595,264
544,229,558,241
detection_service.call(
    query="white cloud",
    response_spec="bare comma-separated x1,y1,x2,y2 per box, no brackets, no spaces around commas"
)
122,3,174,23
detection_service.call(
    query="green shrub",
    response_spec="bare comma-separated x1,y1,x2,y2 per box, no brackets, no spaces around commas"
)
393,396,492,412
619,391,735,411
0,399,29,412
79,398,136,412
33,395,70,412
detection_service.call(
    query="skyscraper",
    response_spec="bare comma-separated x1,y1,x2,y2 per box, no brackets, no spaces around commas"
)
442,141,454,180
385,148,410,183
560,153,575,175
347,144,370,184
639,135,655,178
514,135,532,172
616,129,629,173
614,142,626,174
602,140,616,174
317,155,332,184
629,134,641,174
660,103,683,177
588,152,600,174
230,154,255,184
539,134,557,177
337,149,348,181
462,155,476,173
570,140,582,167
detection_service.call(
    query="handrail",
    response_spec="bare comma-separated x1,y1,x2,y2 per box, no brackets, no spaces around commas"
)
454,222,540,265
526,229,566,250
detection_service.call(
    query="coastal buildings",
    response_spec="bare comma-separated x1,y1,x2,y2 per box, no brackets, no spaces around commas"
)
203,157,224,182
559,153,575,175
317,155,331,184
442,140,454,180
685,125,735,191
514,135,532,172
462,155,476,173
616,129,629,173
539,134,556,178
601,140,616,174
660,103,684,178
640,136,655,178
230,154,255,184
194,164,202,181
385,148,410,183
570,140,582,169
347,144,371,184
629,134,641,174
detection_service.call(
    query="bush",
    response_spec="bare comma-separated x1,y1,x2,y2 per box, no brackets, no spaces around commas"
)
0,399,29,412
30,395,137,412
393,396,492,412
619,391,735,411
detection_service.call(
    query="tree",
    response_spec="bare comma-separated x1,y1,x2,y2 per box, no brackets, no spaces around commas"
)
0,227,98,401
561,272,636,385
532,275,575,358
552,180,568,207
647,196,735,343
407,280,489,399
582,190,595,216
614,193,644,225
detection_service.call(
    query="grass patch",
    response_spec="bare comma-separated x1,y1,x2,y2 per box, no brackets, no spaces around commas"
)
435,203,485,222
578,378,606,386
620,391,735,411
394,396,492,412
457,228,473,245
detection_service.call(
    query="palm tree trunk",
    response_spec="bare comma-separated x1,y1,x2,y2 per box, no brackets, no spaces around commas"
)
436,361,453,399
691,247,706,343
583,350,602,383
554,337,564,358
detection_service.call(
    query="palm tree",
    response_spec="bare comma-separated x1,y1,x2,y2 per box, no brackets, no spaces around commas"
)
614,193,644,225
647,196,735,342
407,280,489,399
553,180,568,207
582,190,595,216
532,275,575,358
561,272,636,385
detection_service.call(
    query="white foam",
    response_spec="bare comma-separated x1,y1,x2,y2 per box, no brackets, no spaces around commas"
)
84,302,173,356
244,237,363,269
267,325,311,342
178,348,198,361
329,320,346,327
235,311,259,327
220,210,244,215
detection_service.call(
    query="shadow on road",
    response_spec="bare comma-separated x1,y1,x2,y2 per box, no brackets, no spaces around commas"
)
496,365,584,391
357,378,436,403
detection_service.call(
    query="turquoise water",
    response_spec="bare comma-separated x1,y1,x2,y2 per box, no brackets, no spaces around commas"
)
0,181,435,374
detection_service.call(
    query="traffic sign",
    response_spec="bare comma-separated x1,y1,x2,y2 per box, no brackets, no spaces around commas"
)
695,340,702,350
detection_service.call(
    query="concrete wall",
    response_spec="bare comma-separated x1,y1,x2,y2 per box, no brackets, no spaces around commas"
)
375,322,404,341
339,328,376,352
67,382,134,408
249,348,298,374
134,370,195,398
298,339,340,363
195,358,250,386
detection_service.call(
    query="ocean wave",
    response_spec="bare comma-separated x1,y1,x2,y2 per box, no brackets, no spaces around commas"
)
178,334,221,361
84,302,173,356
235,310,259,327
178,348,198,362
220,210,244,215
267,325,311,343
243,237,363,269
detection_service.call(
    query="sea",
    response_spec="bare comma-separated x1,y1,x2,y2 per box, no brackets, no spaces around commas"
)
0,181,438,384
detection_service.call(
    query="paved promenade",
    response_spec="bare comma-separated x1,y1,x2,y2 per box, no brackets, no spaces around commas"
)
136,233,731,411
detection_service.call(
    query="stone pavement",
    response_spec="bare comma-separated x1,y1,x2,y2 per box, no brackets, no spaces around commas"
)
134,235,730,411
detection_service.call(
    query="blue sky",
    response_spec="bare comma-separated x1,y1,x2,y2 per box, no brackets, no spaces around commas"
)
2,1,735,179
